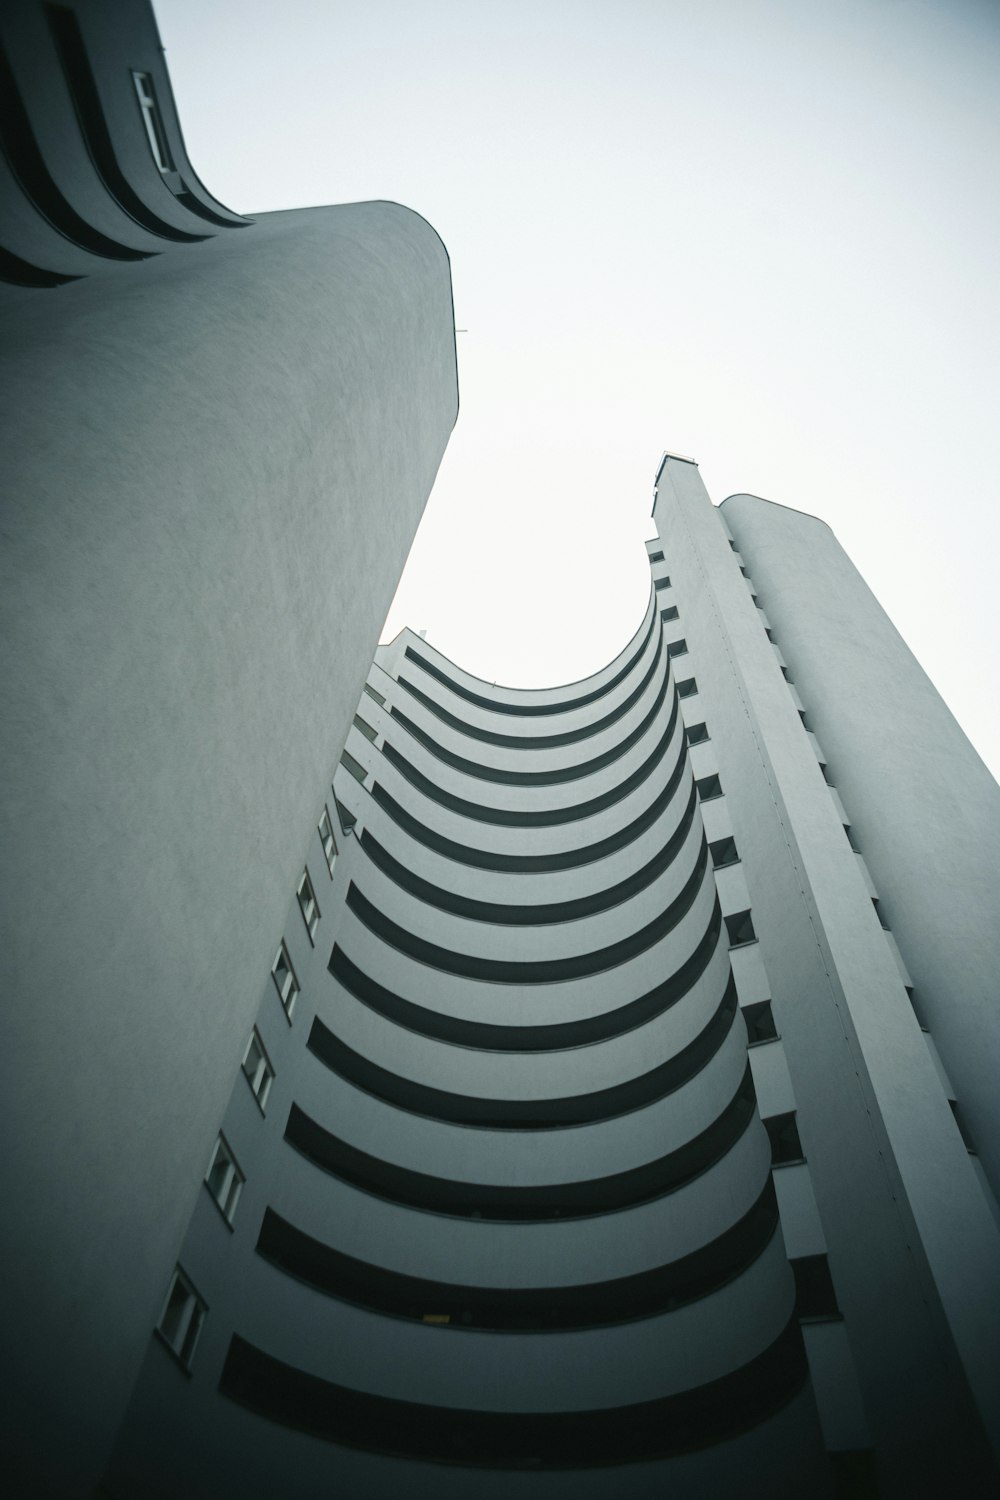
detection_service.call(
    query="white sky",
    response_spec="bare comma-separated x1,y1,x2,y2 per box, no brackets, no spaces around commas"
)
157,0,1000,777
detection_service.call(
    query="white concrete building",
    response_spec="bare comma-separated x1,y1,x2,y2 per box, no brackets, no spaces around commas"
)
102,459,1000,1499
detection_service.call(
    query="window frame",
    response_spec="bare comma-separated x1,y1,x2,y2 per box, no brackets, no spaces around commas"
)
241,1028,274,1113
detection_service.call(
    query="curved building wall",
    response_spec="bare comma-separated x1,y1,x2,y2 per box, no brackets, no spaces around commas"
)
104,581,837,1499
0,7,459,1485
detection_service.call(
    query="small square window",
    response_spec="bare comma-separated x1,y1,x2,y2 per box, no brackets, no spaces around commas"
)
242,1029,274,1112
157,1267,206,1370
791,1255,841,1320
696,773,722,801
205,1134,244,1225
660,604,679,621
765,1111,804,1165
666,639,688,659
649,550,665,563
335,797,357,835
676,677,698,699
272,941,299,1019
686,721,709,745
725,909,756,946
341,749,367,784
654,577,672,593
709,836,739,868
744,1000,778,1045
297,869,320,942
318,807,338,878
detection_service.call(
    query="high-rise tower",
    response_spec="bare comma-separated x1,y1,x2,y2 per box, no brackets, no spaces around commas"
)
102,458,1000,1499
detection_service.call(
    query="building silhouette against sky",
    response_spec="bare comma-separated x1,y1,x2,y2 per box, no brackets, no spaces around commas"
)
2,3,999,1497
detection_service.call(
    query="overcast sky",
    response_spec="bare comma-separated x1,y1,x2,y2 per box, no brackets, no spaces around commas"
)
157,0,1000,777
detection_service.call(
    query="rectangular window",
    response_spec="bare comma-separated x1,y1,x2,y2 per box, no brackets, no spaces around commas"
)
335,797,357,835
709,836,739,868
791,1255,841,1320
660,605,679,621
353,714,377,742
131,71,175,173
676,677,698,698
157,1267,206,1369
744,1000,778,1045
363,684,386,707
271,941,299,1019
205,1134,244,1225
666,639,688,659
340,749,367,784
685,721,709,745
654,577,672,592
242,1029,274,1112
725,909,757,946
696,773,722,801
318,807,338,877
766,1111,804,1165
297,868,319,941
649,550,665,563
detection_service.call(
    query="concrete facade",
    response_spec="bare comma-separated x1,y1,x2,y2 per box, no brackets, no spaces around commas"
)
3,3,999,1495
0,4,458,1494
99,462,1000,1500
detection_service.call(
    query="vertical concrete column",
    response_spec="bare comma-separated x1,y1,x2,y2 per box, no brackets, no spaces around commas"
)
653,457,1000,1489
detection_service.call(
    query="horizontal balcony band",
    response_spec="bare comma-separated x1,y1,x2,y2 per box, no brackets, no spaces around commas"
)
219,1314,806,1467
282,1062,756,1220
358,780,698,925
390,639,667,781
395,627,661,750
402,606,656,720
380,683,680,827
306,976,737,1129
369,700,686,871
344,838,709,983
327,901,724,1051
255,1176,777,1330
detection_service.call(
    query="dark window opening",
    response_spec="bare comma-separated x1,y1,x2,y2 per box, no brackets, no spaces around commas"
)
649,550,665,563
340,749,367,784
335,798,357,835
364,684,386,707
709,836,739,868
725,910,756,947
666,639,688,658
766,1112,804,1166
661,604,679,621
872,899,890,930
686,722,709,746
791,1255,841,1320
744,1001,778,1045
696,774,722,802
676,677,698,698
654,577,672,592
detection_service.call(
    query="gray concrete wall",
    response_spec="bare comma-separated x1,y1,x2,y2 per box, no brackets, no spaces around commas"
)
0,199,457,1496
654,461,1000,1490
722,493,1000,1200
